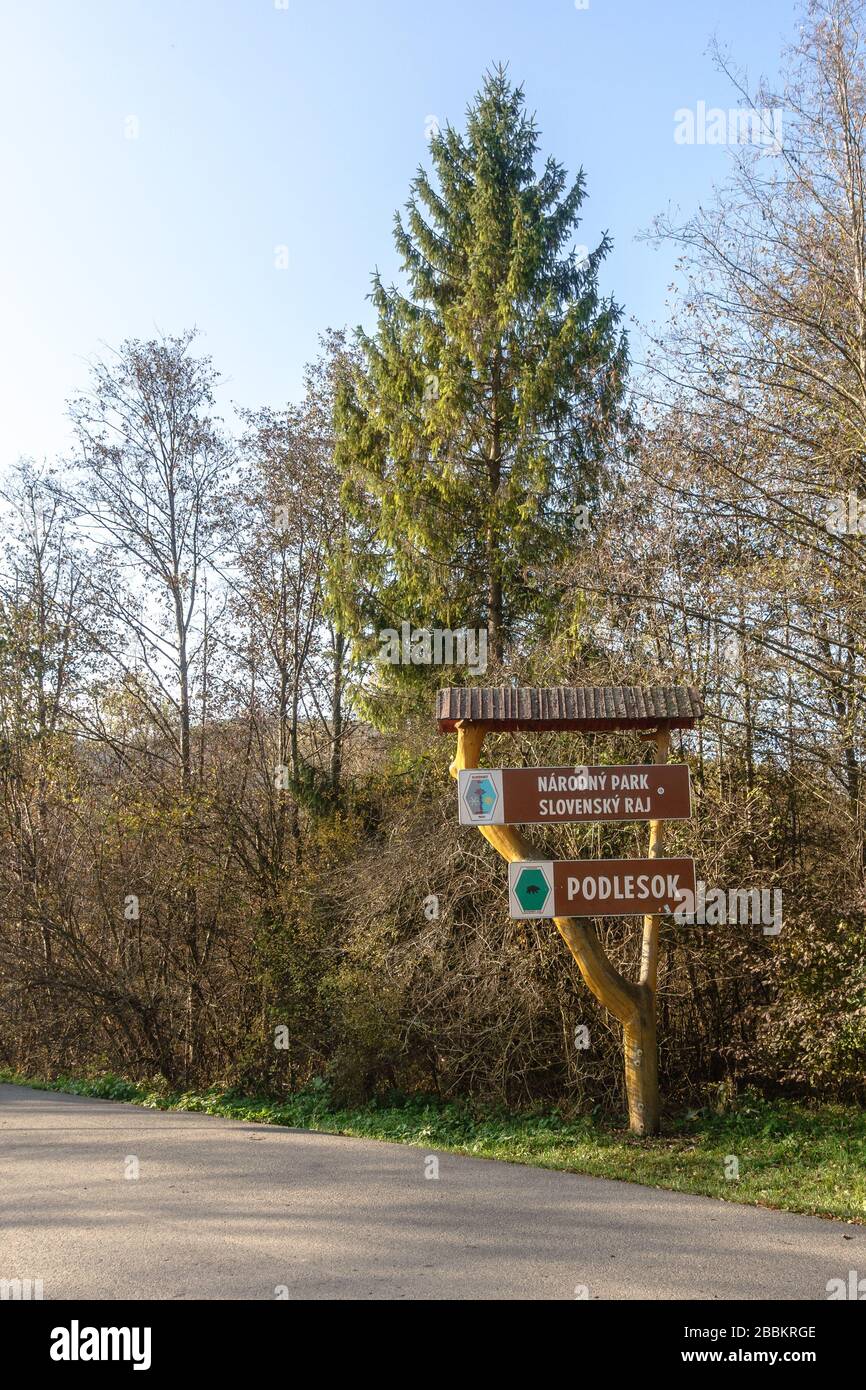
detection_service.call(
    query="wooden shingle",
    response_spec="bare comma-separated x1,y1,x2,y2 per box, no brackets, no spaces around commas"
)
436,685,704,733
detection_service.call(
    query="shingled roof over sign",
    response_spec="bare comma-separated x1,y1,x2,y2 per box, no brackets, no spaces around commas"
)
436,685,704,733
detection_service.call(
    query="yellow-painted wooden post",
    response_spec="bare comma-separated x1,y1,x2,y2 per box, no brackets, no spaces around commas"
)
450,719,669,1136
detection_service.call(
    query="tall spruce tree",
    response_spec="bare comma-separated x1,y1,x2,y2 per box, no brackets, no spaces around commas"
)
334,67,629,696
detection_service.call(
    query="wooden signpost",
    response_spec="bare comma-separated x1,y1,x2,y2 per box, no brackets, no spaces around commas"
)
508,858,697,919
457,764,692,826
439,684,704,1137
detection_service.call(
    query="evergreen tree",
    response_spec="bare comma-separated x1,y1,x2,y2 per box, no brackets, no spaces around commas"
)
334,66,629,695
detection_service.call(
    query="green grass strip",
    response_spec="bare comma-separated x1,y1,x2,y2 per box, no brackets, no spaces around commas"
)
3,1069,864,1224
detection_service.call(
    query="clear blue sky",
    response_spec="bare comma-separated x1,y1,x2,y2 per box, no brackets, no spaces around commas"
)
0,0,799,467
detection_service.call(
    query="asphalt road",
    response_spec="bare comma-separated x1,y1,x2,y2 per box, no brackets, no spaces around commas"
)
0,1082,859,1300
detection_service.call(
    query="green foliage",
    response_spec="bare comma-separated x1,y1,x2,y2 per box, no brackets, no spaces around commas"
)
332,66,629,707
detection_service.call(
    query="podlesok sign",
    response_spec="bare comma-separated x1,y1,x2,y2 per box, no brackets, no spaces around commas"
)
508,858,697,920
458,765,691,826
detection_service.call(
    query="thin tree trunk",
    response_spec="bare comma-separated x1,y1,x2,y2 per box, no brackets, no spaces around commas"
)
330,626,345,797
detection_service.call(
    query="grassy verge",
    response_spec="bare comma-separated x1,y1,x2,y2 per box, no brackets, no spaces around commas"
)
2,1068,864,1223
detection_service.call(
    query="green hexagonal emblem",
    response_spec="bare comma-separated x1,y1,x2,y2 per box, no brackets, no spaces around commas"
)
513,865,551,914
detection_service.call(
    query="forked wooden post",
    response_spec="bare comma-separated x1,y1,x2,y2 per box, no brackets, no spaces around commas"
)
440,686,703,1136
630,727,670,1134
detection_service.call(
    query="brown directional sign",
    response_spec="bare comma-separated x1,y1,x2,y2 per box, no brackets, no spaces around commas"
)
458,765,691,826
508,858,697,920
